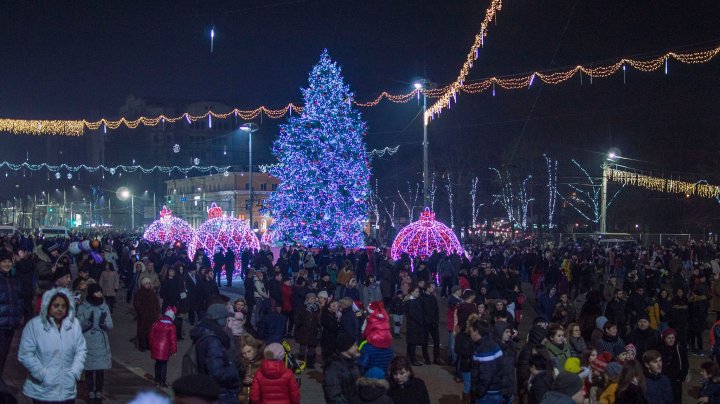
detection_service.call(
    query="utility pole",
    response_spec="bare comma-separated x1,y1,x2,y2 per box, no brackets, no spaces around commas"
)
600,160,608,233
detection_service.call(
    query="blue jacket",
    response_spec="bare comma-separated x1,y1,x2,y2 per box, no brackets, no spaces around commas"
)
0,270,22,330
258,312,286,344
644,371,673,404
339,307,359,340
357,342,394,374
190,320,241,396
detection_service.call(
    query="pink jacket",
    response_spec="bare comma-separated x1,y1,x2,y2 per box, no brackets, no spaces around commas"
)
227,311,246,337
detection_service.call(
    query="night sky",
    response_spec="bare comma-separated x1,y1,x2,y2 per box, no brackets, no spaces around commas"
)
1,0,719,232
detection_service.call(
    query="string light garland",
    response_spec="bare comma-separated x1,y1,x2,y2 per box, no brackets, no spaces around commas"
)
607,166,720,200
390,207,463,261
258,146,398,174
143,206,195,247
0,119,85,136
426,44,720,123
0,161,230,175
544,154,558,229
193,203,260,275
425,0,503,125
469,177,483,228
445,173,455,229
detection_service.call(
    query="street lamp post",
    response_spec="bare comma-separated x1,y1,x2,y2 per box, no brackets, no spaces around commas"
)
600,150,618,233
116,187,134,230
414,80,431,208
239,123,259,230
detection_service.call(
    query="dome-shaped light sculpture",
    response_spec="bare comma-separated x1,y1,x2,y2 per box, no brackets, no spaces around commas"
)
391,208,463,261
260,229,279,246
193,203,260,275
143,206,195,249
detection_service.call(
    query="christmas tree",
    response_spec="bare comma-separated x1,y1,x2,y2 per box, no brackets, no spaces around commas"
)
267,50,370,247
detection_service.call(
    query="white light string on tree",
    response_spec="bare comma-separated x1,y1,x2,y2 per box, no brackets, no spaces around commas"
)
544,154,558,229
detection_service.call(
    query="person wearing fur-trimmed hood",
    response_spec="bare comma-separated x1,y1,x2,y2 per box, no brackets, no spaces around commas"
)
18,287,87,402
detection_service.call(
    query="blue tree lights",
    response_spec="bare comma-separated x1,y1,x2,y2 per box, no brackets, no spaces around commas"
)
267,50,370,247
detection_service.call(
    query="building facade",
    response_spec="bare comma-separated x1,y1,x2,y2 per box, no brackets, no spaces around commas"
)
165,172,278,231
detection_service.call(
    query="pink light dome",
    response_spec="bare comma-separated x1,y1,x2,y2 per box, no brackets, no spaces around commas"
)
143,206,195,248
390,208,463,260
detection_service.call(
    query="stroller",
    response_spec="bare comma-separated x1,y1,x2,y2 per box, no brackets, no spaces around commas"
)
282,340,306,386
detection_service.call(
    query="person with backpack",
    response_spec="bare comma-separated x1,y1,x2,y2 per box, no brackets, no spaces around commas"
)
188,303,242,404
249,343,300,404
149,307,177,388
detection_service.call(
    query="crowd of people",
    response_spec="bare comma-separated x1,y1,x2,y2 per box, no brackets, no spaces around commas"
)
0,233,719,403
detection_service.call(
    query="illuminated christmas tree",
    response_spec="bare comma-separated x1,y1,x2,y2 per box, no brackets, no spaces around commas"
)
267,50,370,247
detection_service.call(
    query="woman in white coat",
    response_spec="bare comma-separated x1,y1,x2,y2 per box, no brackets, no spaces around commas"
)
18,288,87,403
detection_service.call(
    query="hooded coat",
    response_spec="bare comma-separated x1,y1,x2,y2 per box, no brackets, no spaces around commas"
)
294,302,320,346
134,287,161,342
249,359,300,404
18,288,88,401
357,377,393,404
76,298,113,370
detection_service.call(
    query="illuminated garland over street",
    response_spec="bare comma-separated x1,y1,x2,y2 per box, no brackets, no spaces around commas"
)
426,44,720,123
0,161,230,175
425,0,503,124
607,166,720,200
390,208,463,261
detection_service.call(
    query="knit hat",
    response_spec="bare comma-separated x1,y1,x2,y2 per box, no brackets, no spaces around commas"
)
564,357,581,374
317,290,329,299
637,314,649,322
52,266,71,283
605,362,623,377
613,344,626,358
206,303,230,320
595,315,608,330
661,328,677,341
599,351,613,363
364,367,385,379
164,308,176,321
0,249,11,263
337,333,357,353
172,374,220,401
452,285,462,293
264,343,285,360
87,283,102,297
591,358,608,374
528,325,547,344
625,343,636,356
141,277,152,286
552,371,584,396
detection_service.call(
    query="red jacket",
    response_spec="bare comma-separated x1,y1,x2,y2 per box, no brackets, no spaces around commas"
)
250,360,300,404
280,284,293,312
149,316,177,361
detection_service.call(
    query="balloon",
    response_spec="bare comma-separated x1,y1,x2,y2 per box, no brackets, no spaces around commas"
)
90,239,101,250
90,251,104,264
68,242,81,255
81,240,92,252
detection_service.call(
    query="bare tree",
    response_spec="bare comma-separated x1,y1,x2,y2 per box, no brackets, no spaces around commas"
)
445,173,455,228
397,181,421,221
428,172,438,210
490,168,534,231
469,177,484,228
544,154,558,229
557,159,624,224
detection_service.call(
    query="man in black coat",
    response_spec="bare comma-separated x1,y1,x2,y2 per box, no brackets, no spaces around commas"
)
267,271,284,308
420,282,444,365
190,303,241,403
323,333,361,404
13,245,35,322
184,266,202,325
404,287,426,366
0,249,22,380
224,248,235,287
212,248,225,287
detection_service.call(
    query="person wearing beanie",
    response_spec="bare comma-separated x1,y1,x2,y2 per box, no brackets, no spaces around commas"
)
0,247,21,383
564,357,581,374
249,343,300,404
517,324,548,401
149,307,177,388
323,333,361,403
659,327,688,404
76,282,113,403
133,274,160,352
627,315,659,359
590,315,608,348
528,354,552,404
189,302,241,403
357,367,392,404
540,371,585,404
257,298,287,344
172,374,221,403
53,265,72,289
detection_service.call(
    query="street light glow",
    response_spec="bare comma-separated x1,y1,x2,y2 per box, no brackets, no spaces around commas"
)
413,82,423,90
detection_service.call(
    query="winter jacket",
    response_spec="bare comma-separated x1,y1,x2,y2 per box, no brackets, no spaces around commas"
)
254,277,268,300
0,270,22,330
454,331,474,372
614,384,648,404
320,308,340,357
134,287,161,341
403,297,426,344
190,319,241,397
149,315,177,361
357,342,394,374
699,378,720,404
567,336,586,357
471,337,505,398
98,269,119,297
249,359,300,404
357,377,393,404
643,371,673,404
539,391,575,404
323,354,361,404
294,303,320,346
18,288,88,401
545,340,572,369
76,300,113,370
360,284,382,309
595,333,625,357
387,377,431,404
227,311,246,337
527,370,552,404
598,382,617,404
711,278,720,312
280,284,293,312
660,341,689,383
258,311,287,344
362,309,392,349
339,306,359,341
419,292,440,326
627,327,659,358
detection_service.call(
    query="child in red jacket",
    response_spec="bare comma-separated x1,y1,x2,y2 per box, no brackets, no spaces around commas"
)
149,307,178,388
250,343,300,404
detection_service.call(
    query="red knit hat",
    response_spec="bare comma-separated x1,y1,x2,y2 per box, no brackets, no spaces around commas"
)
661,328,677,341
591,358,608,374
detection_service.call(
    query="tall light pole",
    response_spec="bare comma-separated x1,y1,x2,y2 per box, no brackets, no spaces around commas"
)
414,80,431,208
600,150,618,233
239,123,259,230
116,187,134,230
